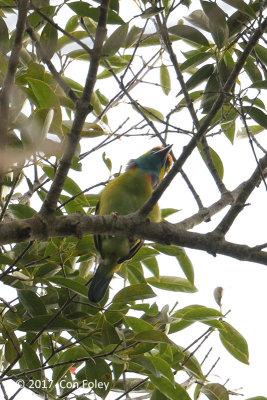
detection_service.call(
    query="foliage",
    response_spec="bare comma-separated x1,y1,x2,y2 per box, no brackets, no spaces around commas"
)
0,0,266,399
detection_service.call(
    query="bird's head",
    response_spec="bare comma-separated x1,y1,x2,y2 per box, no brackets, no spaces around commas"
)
127,144,173,187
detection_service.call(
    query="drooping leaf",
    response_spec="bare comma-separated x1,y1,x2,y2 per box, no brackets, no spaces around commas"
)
28,78,60,108
198,144,224,179
186,9,210,32
18,315,80,332
18,290,47,317
237,125,264,138
40,22,58,59
150,375,191,400
201,1,229,49
85,359,112,398
48,276,88,298
8,204,37,219
219,321,249,364
222,0,256,18
160,64,171,95
201,383,229,400
147,276,197,293
0,16,9,54
168,24,209,46
152,244,194,284
133,330,172,344
139,106,164,122
113,284,156,303
255,44,267,66
183,64,214,93
242,106,267,129
21,342,42,380
102,23,129,57
124,316,153,333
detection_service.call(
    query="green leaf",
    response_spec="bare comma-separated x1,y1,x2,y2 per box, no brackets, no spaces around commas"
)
201,1,228,49
40,22,58,59
142,256,159,279
141,6,165,19
18,315,80,332
67,2,93,17
62,120,108,138
243,106,267,129
8,204,37,219
48,276,88,298
219,321,249,364
5,334,20,363
22,342,41,379
180,52,212,72
102,151,112,171
255,44,267,65
221,0,256,18
28,78,60,108
125,25,143,48
198,144,224,179
147,276,197,293
65,15,79,32
185,9,210,32
113,284,156,303
139,106,164,122
18,290,47,317
124,316,153,333
131,247,159,263
102,318,120,345
0,16,9,54
168,24,209,46
133,330,172,344
183,64,214,92
237,125,264,139
246,398,267,400
201,383,229,400
149,356,174,385
52,346,88,385
85,359,112,398
250,80,267,90
150,375,191,400
151,389,169,400
102,23,129,57
161,208,179,219
152,244,194,284
244,56,263,83
183,306,223,321
160,64,171,95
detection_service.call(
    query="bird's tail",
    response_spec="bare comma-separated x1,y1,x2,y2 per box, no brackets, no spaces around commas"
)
88,263,113,303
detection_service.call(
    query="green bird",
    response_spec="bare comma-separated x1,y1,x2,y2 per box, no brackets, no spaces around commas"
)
88,145,173,303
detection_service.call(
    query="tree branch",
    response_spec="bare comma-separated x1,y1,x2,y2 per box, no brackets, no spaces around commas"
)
1,212,267,266
138,16,267,218
39,0,110,216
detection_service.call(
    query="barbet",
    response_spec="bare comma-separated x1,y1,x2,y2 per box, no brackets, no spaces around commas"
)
88,145,173,302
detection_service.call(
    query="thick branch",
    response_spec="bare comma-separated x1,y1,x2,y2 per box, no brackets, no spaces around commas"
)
138,16,267,218
0,213,267,266
40,0,110,215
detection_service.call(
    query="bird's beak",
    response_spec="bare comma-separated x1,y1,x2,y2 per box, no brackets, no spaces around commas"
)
155,144,172,164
